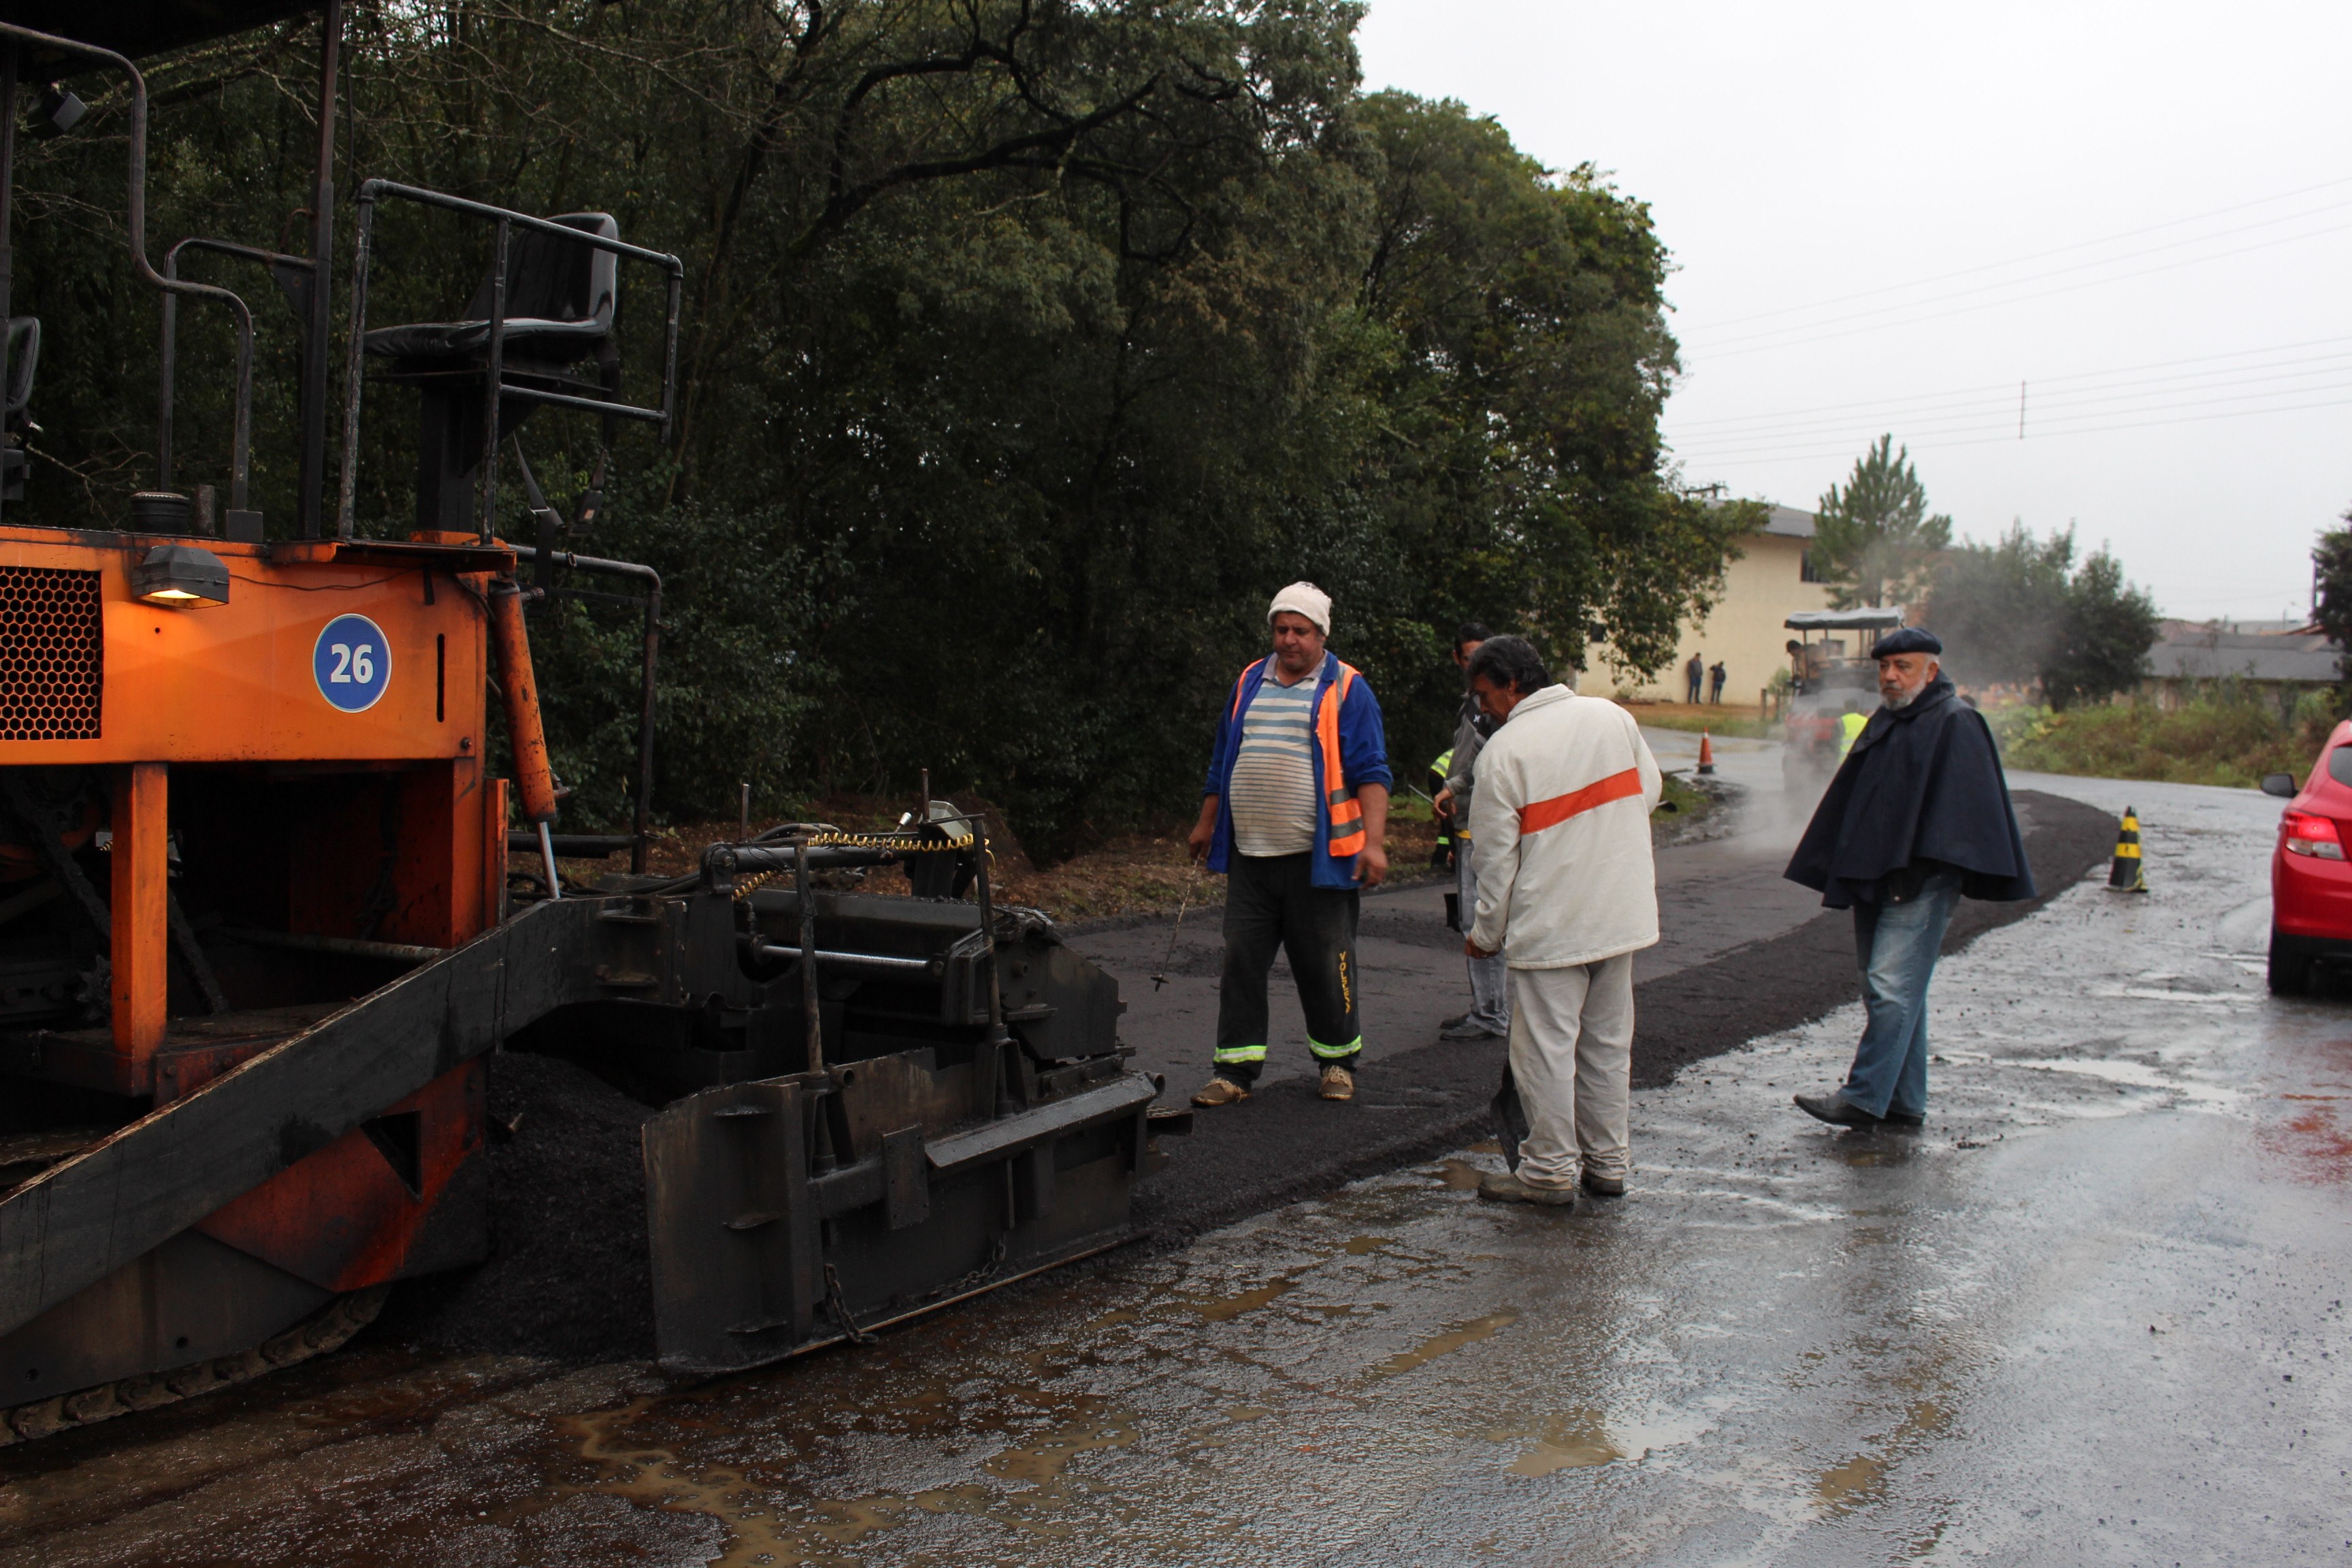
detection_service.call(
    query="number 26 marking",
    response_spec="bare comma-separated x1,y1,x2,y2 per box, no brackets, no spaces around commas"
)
327,642,376,685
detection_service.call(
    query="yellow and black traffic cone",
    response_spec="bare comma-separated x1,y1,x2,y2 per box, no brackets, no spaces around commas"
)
2107,806,2149,892
1697,730,1716,776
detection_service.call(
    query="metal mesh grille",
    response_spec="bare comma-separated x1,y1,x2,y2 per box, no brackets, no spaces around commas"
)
0,568,102,740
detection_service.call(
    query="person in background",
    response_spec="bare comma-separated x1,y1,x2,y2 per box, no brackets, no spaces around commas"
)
1708,660,1728,704
1188,583,1392,1107
1462,636,1662,1207
1684,651,1705,705
1837,696,1867,758
1433,622,1509,1042
1784,627,2034,1129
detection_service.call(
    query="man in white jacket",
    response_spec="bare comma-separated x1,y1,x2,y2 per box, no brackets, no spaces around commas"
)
1462,636,1662,1207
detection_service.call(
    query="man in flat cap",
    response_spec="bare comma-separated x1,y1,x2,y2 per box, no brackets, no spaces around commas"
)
1783,625,2034,1128
1188,583,1392,1106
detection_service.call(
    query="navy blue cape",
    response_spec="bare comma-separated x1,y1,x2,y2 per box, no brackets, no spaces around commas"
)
1784,676,2035,909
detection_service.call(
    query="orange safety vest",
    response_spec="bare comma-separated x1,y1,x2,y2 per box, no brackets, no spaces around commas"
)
1230,657,1366,858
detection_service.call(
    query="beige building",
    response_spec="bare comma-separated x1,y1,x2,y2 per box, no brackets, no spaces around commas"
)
1590,504,1835,704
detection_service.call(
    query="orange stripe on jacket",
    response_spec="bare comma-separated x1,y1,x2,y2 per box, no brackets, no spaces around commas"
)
1517,768,1643,835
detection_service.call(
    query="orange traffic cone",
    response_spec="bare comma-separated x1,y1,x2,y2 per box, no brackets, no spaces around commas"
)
1697,730,1716,776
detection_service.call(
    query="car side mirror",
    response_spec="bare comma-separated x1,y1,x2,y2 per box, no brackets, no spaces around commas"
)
2261,772,2298,799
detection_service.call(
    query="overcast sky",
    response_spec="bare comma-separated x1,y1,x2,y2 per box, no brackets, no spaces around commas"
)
1357,1,2352,623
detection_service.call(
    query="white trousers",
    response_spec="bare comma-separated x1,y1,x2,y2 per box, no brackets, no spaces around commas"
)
1507,956,1635,1190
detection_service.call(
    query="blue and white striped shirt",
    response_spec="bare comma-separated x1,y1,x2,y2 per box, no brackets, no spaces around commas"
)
1228,670,1320,856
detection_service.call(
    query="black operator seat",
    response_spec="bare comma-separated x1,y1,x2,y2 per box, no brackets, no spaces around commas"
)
363,212,617,368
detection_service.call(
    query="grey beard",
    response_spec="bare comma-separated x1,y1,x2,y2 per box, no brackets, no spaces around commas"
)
1884,688,1918,710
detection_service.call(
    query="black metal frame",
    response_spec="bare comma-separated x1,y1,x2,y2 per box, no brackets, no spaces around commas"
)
0,4,342,534
510,542,660,875
336,180,684,545
158,235,301,521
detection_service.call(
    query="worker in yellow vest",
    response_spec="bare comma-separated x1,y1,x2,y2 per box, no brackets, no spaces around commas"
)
1837,700,1868,759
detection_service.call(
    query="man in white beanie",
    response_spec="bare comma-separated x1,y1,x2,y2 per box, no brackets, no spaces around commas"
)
1187,582,1393,1105
1460,634,1660,1208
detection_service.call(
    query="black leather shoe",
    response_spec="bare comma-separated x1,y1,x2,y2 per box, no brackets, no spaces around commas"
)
1794,1092,1883,1128
1882,1109,1925,1128
1580,1169,1625,1197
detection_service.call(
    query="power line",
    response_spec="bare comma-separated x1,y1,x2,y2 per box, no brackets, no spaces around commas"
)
1666,332,2352,433
1681,174,2352,333
1673,391,2352,469
1682,218,2352,358
1669,352,2352,447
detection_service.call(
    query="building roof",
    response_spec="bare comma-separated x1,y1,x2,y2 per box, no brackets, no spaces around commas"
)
1756,504,1816,540
1786,607,1905,632
2148,627,2341,684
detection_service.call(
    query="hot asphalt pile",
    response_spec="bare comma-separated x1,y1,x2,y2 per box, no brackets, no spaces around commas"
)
376,1051,659,1362
378,789,2112,1365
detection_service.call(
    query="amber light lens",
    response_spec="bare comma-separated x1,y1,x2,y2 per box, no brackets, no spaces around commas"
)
2283,811,2346,860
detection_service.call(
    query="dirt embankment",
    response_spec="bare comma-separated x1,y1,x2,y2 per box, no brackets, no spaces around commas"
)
541,798,1450,924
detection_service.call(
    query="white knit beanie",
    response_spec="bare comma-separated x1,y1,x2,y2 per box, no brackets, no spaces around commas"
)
1268,581,1332,635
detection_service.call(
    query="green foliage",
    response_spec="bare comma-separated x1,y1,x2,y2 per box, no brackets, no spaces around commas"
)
1986,683,2336,788
2312,510,2352,683
1812,436,1953,610
2047,548,2161,710
1928,523,2159,709
10,1,1742,859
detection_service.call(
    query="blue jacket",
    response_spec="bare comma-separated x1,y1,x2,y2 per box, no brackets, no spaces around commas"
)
1203,649,1392,889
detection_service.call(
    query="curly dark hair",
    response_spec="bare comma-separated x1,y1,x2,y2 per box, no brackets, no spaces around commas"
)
1465,634,1550,695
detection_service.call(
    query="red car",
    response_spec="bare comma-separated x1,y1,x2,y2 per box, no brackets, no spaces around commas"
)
2266,720,2352,993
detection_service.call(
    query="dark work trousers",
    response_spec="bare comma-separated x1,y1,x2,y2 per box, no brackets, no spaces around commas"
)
1212,851,1362,1085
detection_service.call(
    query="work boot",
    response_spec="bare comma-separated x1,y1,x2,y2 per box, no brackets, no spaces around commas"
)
1319,1064,1355,1101
1579,1169,1626,1198
1477,1171,1577,1208
1192,1077,1250,1108
1794,1091,1883,1128
1438,1017,1504,1041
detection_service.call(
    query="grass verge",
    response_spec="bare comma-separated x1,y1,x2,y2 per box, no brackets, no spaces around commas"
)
1987,687,2338,789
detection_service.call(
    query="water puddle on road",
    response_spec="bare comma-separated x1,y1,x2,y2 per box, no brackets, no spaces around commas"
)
1435,1158,1487,1190
1364,1310,1518,1381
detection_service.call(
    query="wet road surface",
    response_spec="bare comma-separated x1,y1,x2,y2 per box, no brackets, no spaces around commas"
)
3,772,2348,1565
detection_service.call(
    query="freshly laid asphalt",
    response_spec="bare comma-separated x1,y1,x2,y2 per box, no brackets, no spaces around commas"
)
1103,755,2114,1243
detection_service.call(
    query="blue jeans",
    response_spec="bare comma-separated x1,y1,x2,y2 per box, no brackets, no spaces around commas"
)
1458,836,1512,1033
1842,872,1962,1119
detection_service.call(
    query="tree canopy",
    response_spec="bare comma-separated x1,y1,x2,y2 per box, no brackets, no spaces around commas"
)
9,1,1745,855
1812,435,1953,610
2311,509,2352,685
1927,523,2159,709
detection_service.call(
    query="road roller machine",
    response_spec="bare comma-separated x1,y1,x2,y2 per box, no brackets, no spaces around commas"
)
0,2,1167,1440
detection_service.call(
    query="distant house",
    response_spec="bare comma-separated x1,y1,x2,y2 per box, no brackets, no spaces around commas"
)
2142,619,2342,713
1588,504,1834,704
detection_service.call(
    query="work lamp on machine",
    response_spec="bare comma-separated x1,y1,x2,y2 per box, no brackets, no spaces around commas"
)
130,542,229,606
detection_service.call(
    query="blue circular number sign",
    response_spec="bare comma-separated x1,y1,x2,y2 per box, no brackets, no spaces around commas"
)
313,614,392,713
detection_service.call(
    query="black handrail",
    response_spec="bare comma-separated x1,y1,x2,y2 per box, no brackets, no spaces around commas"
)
0,22,266,527
159,236,303,517
509,541,661,876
